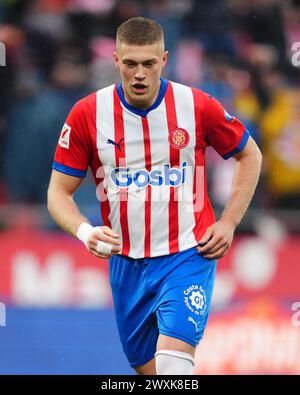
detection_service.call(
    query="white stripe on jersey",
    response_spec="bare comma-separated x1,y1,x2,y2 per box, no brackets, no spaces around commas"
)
122,109,146,258
147,101,171,257
96,85,123,246
171,82,198,250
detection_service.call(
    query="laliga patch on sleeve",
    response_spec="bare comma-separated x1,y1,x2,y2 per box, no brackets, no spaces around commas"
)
59,123,71,149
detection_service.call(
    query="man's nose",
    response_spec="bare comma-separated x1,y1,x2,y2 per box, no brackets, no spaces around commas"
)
134,65,146,80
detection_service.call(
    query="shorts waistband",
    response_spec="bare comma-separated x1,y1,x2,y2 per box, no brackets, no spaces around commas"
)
116,245,198,262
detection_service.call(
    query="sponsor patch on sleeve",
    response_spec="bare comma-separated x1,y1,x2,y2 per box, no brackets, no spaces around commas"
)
59,123,71,149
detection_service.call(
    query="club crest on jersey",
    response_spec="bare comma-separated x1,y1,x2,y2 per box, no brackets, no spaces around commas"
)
59,123,71,149
168,128,190,149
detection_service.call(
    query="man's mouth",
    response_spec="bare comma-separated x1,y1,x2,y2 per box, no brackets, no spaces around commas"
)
132,83,147,94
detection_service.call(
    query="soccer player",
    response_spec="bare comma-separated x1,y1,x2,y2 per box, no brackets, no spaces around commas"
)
47,17,262,375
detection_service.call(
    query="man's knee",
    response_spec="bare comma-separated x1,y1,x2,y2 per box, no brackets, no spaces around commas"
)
135,358,156,375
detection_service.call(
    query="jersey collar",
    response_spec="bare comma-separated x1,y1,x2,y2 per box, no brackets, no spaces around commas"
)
116,77,168,117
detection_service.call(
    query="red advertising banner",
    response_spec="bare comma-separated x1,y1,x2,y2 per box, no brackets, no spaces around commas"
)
0,230,299,374
0,229,111,307
194,299,300,374
0,230,300,307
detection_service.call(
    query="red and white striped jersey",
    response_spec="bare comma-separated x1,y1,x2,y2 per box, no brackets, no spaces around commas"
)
53,78,249,258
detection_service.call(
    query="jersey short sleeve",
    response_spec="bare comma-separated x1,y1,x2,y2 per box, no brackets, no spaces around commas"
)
203,93,249,159
52,98,91,177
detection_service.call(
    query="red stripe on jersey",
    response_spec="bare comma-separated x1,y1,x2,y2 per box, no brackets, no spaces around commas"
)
86,93,112,228
141,117,152,257
164,83,180,254
113,86,130,255
191,88,215,241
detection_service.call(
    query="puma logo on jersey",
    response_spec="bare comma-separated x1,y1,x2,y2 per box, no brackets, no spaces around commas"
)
107,138,124,151
59,123,71,149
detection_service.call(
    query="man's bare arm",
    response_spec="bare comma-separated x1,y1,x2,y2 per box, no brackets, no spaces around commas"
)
197,137,263,259
48,170,88,236
47,170,121,258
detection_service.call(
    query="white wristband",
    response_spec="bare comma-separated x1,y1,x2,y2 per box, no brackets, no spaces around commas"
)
77,223,113,256
76,222,95,247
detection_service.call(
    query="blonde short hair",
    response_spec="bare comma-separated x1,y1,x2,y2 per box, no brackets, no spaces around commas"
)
116,17,164,51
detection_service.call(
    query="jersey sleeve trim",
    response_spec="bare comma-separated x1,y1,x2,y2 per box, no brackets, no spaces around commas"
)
222,129,250,160
52,162,87,178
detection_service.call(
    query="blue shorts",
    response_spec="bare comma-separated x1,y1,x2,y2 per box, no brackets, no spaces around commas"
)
109,246,217,368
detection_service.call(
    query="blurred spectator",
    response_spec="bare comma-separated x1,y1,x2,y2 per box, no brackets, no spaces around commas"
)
0,24,26,200
230,0,289,73
3,54,90,204
173,39,204,86
184,0,235,55
260,72,300,208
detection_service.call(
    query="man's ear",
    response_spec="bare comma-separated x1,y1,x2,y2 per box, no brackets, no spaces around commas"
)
162,51,169,68
113,51,119,68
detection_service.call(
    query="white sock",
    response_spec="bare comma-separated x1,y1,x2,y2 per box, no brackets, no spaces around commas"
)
155,350,194,375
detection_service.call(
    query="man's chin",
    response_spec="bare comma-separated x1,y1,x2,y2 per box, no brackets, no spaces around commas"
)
130,96,150,109
132,91,147,96
132,87,148,96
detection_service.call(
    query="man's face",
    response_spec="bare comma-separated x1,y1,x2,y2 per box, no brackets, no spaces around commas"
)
114,42,168,110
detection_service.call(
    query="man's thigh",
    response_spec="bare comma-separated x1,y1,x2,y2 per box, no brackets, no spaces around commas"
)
109,254,159,369
110,249,217,370
155,251,217,348
157,334,195,356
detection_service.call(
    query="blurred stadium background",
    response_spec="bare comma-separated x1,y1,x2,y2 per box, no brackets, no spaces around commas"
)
0,0,300,375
